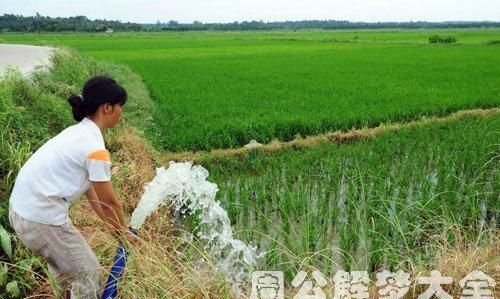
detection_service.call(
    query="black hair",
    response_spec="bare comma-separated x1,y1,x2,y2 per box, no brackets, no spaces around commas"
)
67,76,127,122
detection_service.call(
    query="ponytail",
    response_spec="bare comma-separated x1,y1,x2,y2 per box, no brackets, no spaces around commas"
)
67,94,88,121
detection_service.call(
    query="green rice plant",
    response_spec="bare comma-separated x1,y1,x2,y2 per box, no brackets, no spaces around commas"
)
202,114,499,275
2,29,499,151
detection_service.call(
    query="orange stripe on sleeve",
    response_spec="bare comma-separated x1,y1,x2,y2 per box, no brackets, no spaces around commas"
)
86,149,110,162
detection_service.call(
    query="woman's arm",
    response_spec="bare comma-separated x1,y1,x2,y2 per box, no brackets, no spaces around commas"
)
90,181,128,233
86,183,140,245
85,186,107,222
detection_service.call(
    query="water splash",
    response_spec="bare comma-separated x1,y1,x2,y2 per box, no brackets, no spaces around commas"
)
130,161,263,288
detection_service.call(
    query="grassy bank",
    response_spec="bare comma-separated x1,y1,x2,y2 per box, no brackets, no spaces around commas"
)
0,50,232,298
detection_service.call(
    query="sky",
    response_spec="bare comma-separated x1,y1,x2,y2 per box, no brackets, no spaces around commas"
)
2,0,499,24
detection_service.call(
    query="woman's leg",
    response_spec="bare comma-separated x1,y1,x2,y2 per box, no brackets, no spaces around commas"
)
9,209,101,299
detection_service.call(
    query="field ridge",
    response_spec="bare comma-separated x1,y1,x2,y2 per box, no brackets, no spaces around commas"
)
159,107,500,162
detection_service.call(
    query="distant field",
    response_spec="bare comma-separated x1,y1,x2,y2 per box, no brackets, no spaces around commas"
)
2,29,499,151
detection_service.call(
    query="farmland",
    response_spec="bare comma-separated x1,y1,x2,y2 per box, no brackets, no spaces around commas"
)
1,29,499,151
203,112,499,278
0,28,499,297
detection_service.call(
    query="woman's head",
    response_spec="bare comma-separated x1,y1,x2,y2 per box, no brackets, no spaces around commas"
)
68,76,127,122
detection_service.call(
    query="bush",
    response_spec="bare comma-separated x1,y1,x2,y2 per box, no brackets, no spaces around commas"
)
428,35,457,44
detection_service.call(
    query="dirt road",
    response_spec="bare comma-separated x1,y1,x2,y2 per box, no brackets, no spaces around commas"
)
0,44,54,77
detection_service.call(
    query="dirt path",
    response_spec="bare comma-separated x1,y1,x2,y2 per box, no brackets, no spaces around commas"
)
0,43,54,77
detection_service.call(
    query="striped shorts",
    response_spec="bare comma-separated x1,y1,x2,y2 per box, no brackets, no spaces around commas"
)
9,208,101,299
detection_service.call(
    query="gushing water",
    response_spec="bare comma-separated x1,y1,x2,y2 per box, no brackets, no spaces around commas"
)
130,161,262,288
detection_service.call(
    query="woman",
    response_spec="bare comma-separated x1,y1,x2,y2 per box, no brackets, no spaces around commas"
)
9,76,139,298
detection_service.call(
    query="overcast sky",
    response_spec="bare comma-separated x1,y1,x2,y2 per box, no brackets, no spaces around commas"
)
2,0,499,23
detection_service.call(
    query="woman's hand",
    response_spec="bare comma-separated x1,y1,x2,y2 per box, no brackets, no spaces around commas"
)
125,232,142,246
112,227,142,246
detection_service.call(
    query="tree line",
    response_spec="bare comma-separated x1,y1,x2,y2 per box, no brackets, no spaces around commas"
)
1,13,499,32
157,20,500,31
0,13,141,32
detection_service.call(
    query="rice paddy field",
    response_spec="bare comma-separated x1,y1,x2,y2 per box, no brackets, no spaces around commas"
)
1,28,499,294
203,112,499,278
2,29,499,151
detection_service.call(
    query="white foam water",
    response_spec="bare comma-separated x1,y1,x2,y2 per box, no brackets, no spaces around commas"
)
130,161,262,288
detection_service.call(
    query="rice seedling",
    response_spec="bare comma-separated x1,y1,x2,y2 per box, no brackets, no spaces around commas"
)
201,113,499,278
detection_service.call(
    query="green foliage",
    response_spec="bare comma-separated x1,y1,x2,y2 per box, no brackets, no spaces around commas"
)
0,225,12,259
0,46,156,297
2,13,499,32
0,13,142,32
0,263,7,285
6,281,20,298
3,30,497,151
429,34,457,43
0,228,41,297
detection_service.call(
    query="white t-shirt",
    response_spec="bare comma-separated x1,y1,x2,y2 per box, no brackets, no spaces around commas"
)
9,117,112,225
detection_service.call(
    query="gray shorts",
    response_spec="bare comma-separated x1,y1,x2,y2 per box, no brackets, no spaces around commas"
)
9,208,101,299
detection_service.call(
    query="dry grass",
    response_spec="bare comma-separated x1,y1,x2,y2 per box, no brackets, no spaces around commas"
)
106,124,157,213
68,123,232,298
429,232,499,297
117,226,234,298
405,230,499,299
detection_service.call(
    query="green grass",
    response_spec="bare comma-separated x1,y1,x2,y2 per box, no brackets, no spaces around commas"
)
0,49,155,297
2,28,500,45
200,113,499,278
1,29,499,151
